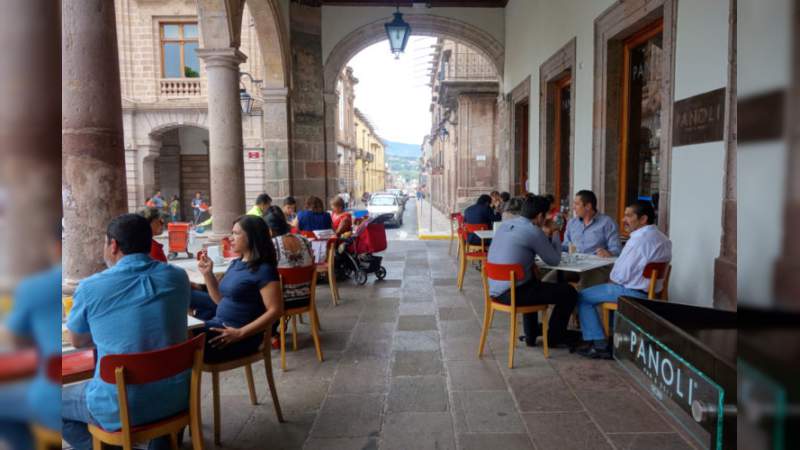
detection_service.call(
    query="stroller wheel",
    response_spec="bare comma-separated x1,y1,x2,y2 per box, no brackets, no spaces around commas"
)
375,266,387,280
355,269,368,285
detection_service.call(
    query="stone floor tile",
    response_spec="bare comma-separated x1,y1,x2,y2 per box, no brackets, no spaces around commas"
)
317,331,351,352
439,306,475,321
397,314,438,331
309,394,385,438
442,337,491,361
303,437,379,450
360,309,398,323
330,360,389,395
200,394,255,444
522,412,613,450
457,433,534,450
440,320,481,339
392,351,444,376
272,378,330,416
550,358,631,390
340,339,393,363
381,412,456,450
576,388,673,433
226,411,315,450
393,330,441,351
273,353,340,382
351,322,395,342
387,376,448,412
451,391,525,433
446,360,506,391
398,302,437,316
315,314,359,332
507,375,583,412
606,433,695,450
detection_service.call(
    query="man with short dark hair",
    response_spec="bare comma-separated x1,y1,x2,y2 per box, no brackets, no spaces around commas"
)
247,193,272,219
62,214,191,450
575,200,671,359
463,194,501,245
487,195,578,346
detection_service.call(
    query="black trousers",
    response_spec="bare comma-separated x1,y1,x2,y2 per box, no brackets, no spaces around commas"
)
496,278,577,344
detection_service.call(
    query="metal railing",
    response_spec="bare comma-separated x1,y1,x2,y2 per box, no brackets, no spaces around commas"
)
445,52,497,81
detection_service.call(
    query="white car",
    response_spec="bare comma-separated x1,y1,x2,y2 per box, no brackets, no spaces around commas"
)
367,194,403,226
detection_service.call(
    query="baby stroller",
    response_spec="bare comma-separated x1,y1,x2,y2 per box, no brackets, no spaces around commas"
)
335,213,391,285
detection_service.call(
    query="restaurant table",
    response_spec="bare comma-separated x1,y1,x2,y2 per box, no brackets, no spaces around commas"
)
179,259,232,285
61,315,205,383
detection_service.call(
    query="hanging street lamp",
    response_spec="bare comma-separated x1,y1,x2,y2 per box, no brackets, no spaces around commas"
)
239,71,263,116
384,5,411,59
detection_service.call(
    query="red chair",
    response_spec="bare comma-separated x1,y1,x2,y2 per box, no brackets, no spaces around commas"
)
600,262,672,336
62,349,95,384
299,230,316,239
278,265,323,370
478,262,550,369
87,334,206,450
448,212,464,256
0,349,37,383
456,223,489,291
315,237,340,306
221,237,239,259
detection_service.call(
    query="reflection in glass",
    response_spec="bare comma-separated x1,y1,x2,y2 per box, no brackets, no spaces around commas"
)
184,42,199,78
163,24,179,39
183,24,198,39
163,43,181,78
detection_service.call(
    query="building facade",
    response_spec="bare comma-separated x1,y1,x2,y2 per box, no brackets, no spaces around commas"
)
335,66,358,197
425,38,500,214
353,108,387,201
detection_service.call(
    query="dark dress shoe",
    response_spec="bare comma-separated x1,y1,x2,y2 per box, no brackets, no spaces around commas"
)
577,346,613,360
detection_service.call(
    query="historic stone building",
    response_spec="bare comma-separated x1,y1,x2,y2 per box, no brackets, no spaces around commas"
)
335,66,358,196
426,38,500,214
353,108,386,200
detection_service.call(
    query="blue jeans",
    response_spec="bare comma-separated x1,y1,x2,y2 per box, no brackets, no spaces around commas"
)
62,382,174,450
577,283,647,341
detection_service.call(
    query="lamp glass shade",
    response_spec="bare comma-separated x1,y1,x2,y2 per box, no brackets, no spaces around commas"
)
384,11,411,55
239,88,253,114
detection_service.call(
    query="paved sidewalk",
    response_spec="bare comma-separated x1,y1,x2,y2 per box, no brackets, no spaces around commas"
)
162,239,698,450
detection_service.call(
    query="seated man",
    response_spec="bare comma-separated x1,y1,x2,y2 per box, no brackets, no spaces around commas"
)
463,194,501,246
576,200,671,359
246,193,272,219
63,214,191,450
543,190,622,288
488,195,578,346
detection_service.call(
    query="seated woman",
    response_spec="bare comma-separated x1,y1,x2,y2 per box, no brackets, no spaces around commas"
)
296,195,333,232
192,215,283,363
141,208,167,262
330,196,352,237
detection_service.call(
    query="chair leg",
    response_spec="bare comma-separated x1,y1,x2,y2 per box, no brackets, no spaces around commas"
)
329,263,340,306
291,315,298,351
211,370,221,445
263,354,285,423
298,314,305,324
477,303,492,358
280,317,287,370
92,436,102,450
508,310,517,369
244,363,258,405
541,308,550,359
169,433,179,450
190,388,205,450
309,306,324,362
601,307,610,337
456,253,466,290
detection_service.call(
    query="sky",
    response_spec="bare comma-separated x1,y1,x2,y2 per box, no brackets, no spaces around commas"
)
347,36,437,146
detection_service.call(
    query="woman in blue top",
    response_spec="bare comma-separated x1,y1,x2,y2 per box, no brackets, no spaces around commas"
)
194,215,284,362
296,195,333,232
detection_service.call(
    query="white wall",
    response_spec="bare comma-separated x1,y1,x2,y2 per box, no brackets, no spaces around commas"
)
320,5,505,65
737,0,792,306
504,0,733,307
178,127,209,155
503,0,614,193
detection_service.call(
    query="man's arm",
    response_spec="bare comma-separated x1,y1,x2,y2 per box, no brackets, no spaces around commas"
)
605,220,622,256
69,330,93,349
532,227,561,267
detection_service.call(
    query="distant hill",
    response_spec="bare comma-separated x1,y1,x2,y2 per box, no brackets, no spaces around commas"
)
384,140,422,159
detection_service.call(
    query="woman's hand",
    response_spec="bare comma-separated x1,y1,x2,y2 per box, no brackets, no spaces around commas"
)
197,253,214,276
208,324,245,348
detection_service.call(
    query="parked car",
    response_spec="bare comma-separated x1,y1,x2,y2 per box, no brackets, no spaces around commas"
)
367,194,404,226
386,188,408,206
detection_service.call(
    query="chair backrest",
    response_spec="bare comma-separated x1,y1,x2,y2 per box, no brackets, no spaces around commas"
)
98,334,206,385
642,262,670,300
300,231,316,239
450,212,463,226
482,262,525,307
278,265,317,285
459,223,490,248
46,354,61,383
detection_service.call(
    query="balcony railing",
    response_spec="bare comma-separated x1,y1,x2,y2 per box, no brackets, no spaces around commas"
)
159,78,204,98
445,53,497,81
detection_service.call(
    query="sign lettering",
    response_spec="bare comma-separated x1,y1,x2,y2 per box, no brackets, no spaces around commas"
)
672,88,726,147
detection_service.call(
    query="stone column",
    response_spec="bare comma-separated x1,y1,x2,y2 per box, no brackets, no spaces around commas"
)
495,93,512,193
713,0,737,311
0,1,61,286
136,141,161,208
323,92,340,199
197,48,247,240
262,87,292,199
62,0,128,289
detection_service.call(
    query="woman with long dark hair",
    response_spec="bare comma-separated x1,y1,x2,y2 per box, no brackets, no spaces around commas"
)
194,215,284,362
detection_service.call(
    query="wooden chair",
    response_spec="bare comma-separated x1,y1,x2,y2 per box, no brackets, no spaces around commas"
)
62,349,95,384
478,262,550,369
203,331,284,445
316,237,340,306
31,355,63,450
278,265,323,370
600,262,671,336
87,334,206,450
448,212,464,256
456,223,489,291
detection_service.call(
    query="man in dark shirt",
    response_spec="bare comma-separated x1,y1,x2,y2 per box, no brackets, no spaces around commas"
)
463,194,501,245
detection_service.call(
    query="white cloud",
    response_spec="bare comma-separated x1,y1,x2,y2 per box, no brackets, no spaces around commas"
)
347,36,437,145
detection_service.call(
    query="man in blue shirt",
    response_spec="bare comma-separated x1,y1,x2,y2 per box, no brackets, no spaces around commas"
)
544,190,622,288
463,194,501,245
63,214,191,450
487,195,578,346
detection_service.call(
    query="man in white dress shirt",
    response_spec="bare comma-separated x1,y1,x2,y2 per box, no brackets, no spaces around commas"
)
575,200,671,359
